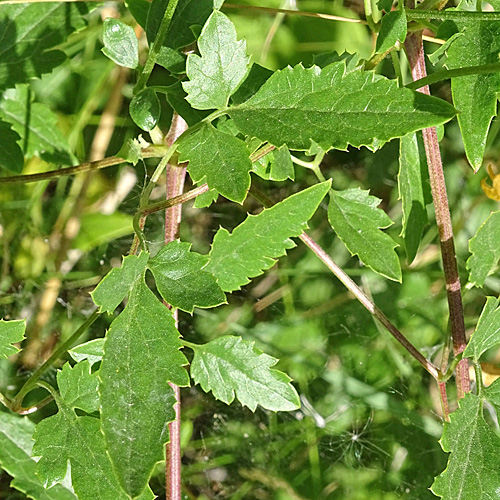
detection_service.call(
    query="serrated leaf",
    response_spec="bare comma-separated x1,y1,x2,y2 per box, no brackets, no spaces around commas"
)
178,123,252,203
467,210,500,287
183,11,250,110
463,297,500,363
0,3,89,91
398,132,431,263
0,412,77,500
102,18,139,69
129,89,160,131
228,61,457,151
231,63,273,105
69,338,105,366
445,21,500,171
99,273,189,498
376,10,407,54
190,336,300,411
328,188,401,281
193,188,218,208
148,240,225,313
0,120,23,173
206,181,331,292
91,252,149,313
32,362,156,500
431,393,500,500
254,145,295,182
0,319,25,359
164,81,211,126
0,86,74,166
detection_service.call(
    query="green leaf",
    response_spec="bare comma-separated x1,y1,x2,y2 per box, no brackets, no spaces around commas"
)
0,412,77,500
72,212,134,252
32,362,156,500
164,81,211,126
206,181,331,292
484,377,500,413
0,86,74,166
69,338,105,366
228,61,457,151
431,393,500,500
178,123,252,203
91,252,149,313
129,89,160,131
190,336,300,411
398,132,430,263
445,20,500,171
148,240,226,313
183,10,250,110
376,10,407,54
328,188,401,281
0,120,23,173
99,273,189,498
193,188,219,208
126,0,150,29
0,3,89,91
463,297,500,363
231,63,273,105
102,18,139,69
254,145,295,182
0,319,25,359
467,210,500,287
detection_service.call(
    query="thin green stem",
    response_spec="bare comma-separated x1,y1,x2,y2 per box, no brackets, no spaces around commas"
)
10,309,100,412
406,62,500,90
405,8,500,20
134,0,181,94
438,352,463,383
474,362,483,397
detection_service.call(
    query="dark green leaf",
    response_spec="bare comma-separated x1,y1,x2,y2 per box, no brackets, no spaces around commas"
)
183,11,250,110
0,319,25,359
228,61,457,151
91,252,149,313
463,297,500,363
130,89,161,131
206,181,331,292
0,120,23,173
0,412,77,500
126,0,150,30
231,63,273,105
102,18,139,69
69,338,105,366
0,86,75,166
376,10,407,54
431,393,500,500
0,3,89,91
178,123,252,203
190,336,300,411
445,20,500,171
148,240,226,313
328,188,401,281
164,81,210,126
398,132,430,263
467,210,500,287
99,274,189,498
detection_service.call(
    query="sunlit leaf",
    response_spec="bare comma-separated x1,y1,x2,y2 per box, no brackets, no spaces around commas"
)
69,339,105,366
102,18,139,69
190,336,300,411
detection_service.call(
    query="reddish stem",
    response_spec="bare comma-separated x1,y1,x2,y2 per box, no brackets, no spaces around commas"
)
163,114,188,500
404,32,470,399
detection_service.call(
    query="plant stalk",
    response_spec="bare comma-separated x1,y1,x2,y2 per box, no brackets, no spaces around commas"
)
404,31,470,398
163,113,188,500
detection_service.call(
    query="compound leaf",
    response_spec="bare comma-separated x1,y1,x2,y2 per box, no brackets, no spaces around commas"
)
0,412,77,500
32,362,155,500
190,336,300,411
463,297,500,363
183,10,250,110
91,252,149,313
102,18,139,69
467,210,500,287
206,181,331,292
328,188,401,281
148,240,226,313
0,3,89,91
0,319,25,359
398,132,430,263
431,393,500,500
228,61,457,151
0,86,74,166
99,273,189,498
178,123,252,203
445,20,500,171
